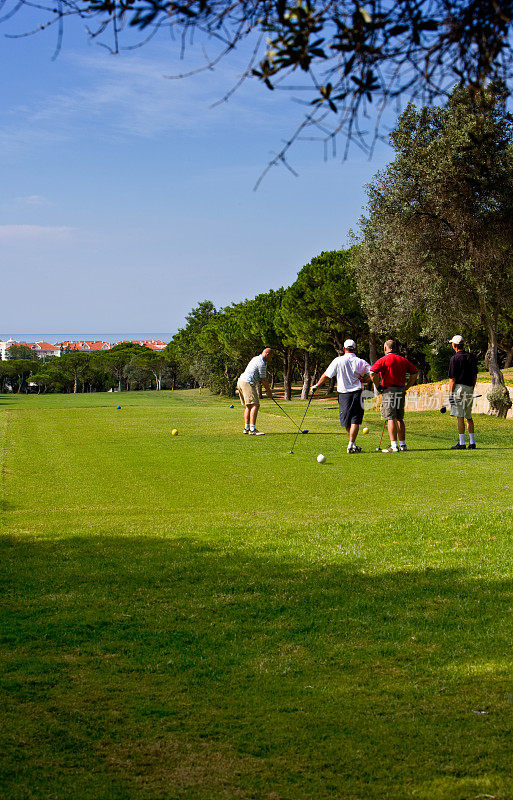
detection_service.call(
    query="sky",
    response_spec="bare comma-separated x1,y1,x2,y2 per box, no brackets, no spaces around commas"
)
1,6,393,341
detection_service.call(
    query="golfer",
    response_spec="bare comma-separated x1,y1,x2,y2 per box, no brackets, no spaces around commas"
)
448,334,478,450
311,339,370,453
237,347,274,435
370,340,418,452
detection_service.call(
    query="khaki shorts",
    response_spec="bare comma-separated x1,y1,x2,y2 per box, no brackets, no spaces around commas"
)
237,378,260,406
380,387,406,421
450,384,474,418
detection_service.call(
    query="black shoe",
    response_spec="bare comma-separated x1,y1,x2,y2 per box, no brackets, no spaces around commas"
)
468,443,476,449
451,443,466,450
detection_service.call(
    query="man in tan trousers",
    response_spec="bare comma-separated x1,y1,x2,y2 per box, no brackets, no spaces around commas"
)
237,347,274,435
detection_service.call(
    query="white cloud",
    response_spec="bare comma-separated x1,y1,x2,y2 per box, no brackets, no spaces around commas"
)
0,43,297,152
10,195,52,208
0,225,74,241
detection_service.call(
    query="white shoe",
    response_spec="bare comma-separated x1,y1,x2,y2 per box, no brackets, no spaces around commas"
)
243,429,250,434
382,445,399,453
250,429,265,436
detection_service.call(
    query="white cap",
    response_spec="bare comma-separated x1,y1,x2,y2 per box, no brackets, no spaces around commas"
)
449,335,464,345
344,339,356,349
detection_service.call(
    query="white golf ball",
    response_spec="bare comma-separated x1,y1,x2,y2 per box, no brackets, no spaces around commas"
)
317,454,326,464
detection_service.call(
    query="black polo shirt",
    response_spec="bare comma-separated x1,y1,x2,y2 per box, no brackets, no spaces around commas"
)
448,351,478,387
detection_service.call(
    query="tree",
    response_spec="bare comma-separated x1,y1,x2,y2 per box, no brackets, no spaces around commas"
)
278,249,367,396
30,362,72,393
4,2,513,175
196,310,246,394
99,342,149,391
233,289,296,399
124,350,178,390
6,344,39,361
355,83,513,415
5,359,36,393
171,301,220,388
59,351,92,393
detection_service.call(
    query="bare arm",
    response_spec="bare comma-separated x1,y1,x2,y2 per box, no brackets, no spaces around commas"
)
262,378,273,399
369,371,381,390
311,373,328,393
405,372,418,390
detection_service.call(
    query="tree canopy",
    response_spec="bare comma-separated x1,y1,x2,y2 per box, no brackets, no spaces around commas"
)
355,82,513,414
4,1,513,172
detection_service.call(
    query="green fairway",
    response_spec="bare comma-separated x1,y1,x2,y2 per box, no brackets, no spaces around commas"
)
2,390,513,800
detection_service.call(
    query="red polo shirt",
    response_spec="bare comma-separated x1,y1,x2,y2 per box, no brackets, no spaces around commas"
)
370,353,418,388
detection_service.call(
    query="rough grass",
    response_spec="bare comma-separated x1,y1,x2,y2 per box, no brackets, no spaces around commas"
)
476,367,513,386
1,390,513,800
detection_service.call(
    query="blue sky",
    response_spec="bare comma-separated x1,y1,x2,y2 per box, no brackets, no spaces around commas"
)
1,9,393,339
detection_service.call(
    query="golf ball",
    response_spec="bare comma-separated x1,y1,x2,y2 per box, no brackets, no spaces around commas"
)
362,427,369,434
317,454,326,464
171,429,178,436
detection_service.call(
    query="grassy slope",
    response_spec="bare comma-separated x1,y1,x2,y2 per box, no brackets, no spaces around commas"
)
476,367,513,386
1,390,513,800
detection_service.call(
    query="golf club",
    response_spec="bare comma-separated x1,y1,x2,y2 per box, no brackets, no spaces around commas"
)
289,388,316,454
375,419,387,452
271,396,308,434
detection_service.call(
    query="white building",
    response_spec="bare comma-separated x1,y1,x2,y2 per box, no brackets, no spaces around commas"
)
0,340,61,360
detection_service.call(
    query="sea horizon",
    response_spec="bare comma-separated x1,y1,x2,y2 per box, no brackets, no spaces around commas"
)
0,333,173,345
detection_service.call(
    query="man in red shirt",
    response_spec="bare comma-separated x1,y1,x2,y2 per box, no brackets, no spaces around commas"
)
370,340,418,452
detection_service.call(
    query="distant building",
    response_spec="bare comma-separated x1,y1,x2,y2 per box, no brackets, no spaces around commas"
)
57,340,111,352
32,342,62,358
1,338,168,360
0,340,61,360
0,339,16,360
116,340,167,351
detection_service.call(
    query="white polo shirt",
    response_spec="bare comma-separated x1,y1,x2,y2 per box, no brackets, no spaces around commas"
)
240,355,267,385
324,353,370,393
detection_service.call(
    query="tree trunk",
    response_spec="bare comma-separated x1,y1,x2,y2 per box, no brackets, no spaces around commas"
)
369,330,380,396
484,318,512,418
369,331,378,365
300,351,311,400
327,376,336,395
73,369,78,394
282,349,293,400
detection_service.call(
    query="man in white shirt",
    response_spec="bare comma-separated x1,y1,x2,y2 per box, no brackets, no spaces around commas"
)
236,347,274,435
311,339,370,453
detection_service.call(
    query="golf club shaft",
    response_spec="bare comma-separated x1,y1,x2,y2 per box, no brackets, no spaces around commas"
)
271,396,304,433
378,419,387,450
290,391,315,454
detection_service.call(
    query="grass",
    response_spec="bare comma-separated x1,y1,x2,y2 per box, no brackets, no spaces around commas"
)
1,389,513,800
476,367,513,387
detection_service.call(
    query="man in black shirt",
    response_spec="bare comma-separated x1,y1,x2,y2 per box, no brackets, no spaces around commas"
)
448,335,478,450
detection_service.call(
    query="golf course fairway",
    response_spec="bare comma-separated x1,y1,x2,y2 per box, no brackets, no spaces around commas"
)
2,389,513,800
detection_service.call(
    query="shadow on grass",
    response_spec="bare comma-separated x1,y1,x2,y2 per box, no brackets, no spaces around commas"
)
1,534,512,800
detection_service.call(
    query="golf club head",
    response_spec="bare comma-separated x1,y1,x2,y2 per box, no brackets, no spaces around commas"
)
440,406,447,414
302,429,308,434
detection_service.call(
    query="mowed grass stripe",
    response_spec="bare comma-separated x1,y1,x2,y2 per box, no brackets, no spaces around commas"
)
4,396,513,528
